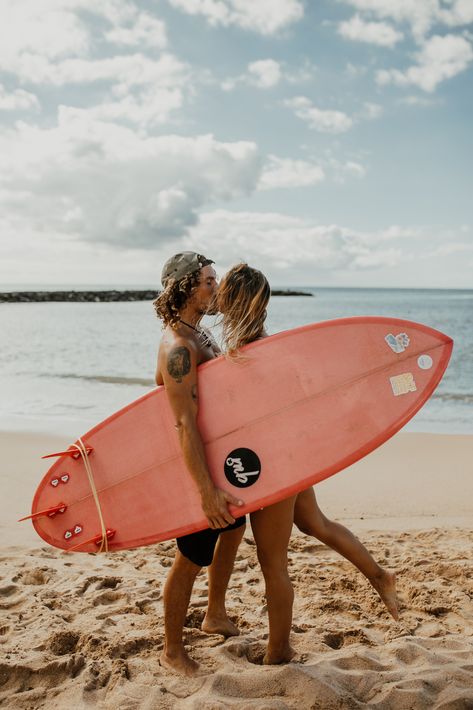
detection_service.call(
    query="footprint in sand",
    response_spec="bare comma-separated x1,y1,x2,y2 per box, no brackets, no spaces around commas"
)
0,584,26,610
0,655,85,695
332,653,390,672
48,630,80,656
93,590,124,606
83,661,111,692
0,624,11,639
323,632,344,650
185,608,205,629
224,640,266,664
323,629,373,650
96,576,122,590
18,567,55,586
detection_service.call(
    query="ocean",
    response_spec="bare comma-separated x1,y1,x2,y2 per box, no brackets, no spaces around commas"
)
1,287,472,436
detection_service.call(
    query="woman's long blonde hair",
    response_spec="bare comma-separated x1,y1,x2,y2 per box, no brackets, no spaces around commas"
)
217,263,270,356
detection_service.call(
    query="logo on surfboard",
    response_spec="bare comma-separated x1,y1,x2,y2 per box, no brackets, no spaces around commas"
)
224,448,261,488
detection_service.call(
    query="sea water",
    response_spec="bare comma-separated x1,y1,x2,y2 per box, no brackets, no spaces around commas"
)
1,288,471,436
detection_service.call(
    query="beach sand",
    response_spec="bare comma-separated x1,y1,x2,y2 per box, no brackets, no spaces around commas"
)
1,431,472,709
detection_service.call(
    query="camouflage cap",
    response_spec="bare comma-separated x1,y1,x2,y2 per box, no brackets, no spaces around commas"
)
161,251,215,287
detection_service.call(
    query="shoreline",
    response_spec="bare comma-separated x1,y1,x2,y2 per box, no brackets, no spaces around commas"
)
0,288,313,303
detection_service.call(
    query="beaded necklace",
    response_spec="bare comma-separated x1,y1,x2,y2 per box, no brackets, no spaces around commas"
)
179,319,213,349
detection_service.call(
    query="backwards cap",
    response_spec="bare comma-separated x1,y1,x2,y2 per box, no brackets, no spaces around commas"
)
161,251,214,287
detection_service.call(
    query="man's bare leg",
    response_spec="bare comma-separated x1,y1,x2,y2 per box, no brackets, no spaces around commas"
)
294,488,399,620
251,496,297,665
160,550,202,675
203,522,246,637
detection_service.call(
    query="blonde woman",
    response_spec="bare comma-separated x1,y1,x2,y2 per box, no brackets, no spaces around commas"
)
216,264,398,663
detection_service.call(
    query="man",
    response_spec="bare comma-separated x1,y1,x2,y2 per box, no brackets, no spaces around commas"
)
153,252,245,676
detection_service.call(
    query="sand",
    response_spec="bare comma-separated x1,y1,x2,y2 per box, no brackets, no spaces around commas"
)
1,430,472,709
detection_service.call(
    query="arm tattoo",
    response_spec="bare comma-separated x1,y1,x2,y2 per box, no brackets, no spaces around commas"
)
167,346,191,383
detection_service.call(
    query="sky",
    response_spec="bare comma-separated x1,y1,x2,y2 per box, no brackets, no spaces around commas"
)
0,0,472,289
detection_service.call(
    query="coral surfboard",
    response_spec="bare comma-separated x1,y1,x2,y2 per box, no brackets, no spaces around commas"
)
27,317,452,552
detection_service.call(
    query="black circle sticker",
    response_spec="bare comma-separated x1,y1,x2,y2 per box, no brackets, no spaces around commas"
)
224,448,261,488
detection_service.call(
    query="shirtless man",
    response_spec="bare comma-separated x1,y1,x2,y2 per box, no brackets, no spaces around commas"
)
153,252,245,676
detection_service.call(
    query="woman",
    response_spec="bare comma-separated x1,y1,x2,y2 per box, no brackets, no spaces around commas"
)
216,263,398,662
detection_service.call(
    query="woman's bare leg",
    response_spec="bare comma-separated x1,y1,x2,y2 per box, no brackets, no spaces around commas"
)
294,488,398,620
251,496,297,664
203,522,246,636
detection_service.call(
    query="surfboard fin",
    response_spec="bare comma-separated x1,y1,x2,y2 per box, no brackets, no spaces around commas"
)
65,528,116,553
42,445,94,460
18,503,67,522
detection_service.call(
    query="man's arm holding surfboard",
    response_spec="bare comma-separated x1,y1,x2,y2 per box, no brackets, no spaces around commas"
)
162,337,242,530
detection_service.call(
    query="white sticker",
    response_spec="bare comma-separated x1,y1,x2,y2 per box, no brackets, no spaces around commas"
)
390,373,417,396
385,333,410,354
417,355,433,370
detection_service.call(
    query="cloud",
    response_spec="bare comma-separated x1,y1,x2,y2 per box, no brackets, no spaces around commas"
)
0,112,262,248
338,14,404,47
0,3,169,83
222,58,316,91
284,97,353,134
0,1,150,75
345,62,369,77
6,50,185,89
0,2,90,73
285,59,318,84
247,59,283,88
0,3,185,128
104,12,167,48
340,0,473,41
56,54,191,128
0,84,40,111
330,159,367,182
358,101,383,119
2,49,192,128
398,95,441,106
430,242,473,257
259,156,325,190
183,210,416,274
166,0,304,35
376,34,473,92
223,59,283,90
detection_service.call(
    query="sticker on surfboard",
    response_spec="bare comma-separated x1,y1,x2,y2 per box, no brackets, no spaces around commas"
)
390,373,417,396
385,333,410,354
64,525,83,541
417,355,433,370
224,448,261,488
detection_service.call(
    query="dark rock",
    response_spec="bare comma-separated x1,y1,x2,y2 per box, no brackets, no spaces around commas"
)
0,288,313,303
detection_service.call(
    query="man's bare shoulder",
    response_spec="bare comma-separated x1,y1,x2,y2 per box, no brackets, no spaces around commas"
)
159,327,197,355
156,328,198,386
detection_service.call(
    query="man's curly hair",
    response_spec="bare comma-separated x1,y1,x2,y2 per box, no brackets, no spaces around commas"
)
153,270,201,328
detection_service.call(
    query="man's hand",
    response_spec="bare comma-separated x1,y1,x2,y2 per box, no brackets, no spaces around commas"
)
201,487,244,529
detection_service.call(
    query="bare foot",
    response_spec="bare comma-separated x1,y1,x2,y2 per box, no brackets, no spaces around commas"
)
159,647,200,676
371,570,399,620
202,612,240,637
263,643,295,665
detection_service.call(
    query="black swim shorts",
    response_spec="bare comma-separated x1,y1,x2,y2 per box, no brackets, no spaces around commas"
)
176,516,246,567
